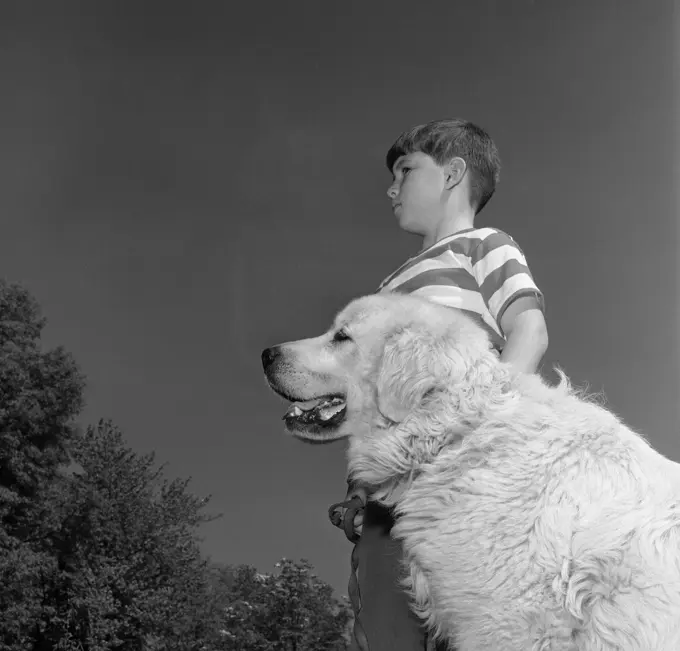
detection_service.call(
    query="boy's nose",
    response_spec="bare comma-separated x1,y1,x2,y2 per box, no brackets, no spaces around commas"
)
386,184,398,200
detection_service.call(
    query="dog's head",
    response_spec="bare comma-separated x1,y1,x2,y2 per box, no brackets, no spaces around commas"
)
262,293,508,453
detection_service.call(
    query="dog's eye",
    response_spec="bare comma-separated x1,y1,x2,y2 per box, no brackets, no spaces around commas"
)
333,329,351,343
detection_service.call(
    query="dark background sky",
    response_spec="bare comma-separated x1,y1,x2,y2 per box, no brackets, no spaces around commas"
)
0,1,677,597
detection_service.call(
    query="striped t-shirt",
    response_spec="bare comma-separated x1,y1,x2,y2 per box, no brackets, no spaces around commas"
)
376,227,544,351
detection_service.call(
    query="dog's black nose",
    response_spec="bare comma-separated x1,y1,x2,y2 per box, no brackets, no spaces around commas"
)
261,346,281,370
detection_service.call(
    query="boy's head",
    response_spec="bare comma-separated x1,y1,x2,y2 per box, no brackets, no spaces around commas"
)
385,119,501,236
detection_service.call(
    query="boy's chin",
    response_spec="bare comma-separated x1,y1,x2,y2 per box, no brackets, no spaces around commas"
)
393,208,425,233
398,218,426,236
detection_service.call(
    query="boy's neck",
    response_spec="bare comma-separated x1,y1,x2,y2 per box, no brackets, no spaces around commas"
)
420,210,476,251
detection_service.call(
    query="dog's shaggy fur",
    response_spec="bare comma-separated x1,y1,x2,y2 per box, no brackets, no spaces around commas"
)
263,293,680,650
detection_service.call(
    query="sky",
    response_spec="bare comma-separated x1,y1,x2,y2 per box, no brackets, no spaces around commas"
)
0,1,677,597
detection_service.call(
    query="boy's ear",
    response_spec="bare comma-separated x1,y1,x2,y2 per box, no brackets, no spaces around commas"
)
444,157,467,190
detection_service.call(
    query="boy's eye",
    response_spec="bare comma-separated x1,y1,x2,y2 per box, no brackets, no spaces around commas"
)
333,329,351,343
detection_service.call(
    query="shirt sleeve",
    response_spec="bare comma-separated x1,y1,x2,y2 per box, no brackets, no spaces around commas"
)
469,230,545,330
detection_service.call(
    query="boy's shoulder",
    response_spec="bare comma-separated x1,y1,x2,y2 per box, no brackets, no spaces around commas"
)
456,226,519,244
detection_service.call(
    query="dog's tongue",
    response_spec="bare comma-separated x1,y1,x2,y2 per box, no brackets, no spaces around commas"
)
285,399,323,419
296,399,323,411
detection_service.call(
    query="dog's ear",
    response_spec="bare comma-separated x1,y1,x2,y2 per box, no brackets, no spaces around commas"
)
376,325,466,423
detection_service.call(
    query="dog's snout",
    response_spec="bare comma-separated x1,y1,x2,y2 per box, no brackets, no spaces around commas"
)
261,346,281,370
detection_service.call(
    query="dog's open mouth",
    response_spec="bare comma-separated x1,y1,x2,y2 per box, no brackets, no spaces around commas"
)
282,395,347,430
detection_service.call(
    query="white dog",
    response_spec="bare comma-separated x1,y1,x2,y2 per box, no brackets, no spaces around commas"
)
262,292,680,650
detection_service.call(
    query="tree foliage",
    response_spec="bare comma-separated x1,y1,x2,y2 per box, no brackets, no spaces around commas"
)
0,279,86,649
35,421,218,650
0,279,84,522
0,279,350,650
217,559,351,651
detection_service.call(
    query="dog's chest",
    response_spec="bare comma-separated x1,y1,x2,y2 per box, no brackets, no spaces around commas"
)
393,464,571,597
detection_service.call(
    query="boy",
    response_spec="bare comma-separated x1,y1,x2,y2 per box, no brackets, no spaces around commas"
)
330,119,548,651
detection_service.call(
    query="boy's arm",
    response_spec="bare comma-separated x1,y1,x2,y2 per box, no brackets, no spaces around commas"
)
468,230,548,374
499,295,548,374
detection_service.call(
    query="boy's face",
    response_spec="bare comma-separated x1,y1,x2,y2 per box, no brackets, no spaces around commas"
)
387,151,448,236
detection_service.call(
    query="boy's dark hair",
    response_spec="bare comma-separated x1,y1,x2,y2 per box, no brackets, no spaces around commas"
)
386,118,501,215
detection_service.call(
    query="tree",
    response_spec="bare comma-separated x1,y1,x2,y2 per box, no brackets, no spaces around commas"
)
217,558,351,651
0,280,84,511
0,277,218,649
0,279,85,650
38,420,219,650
